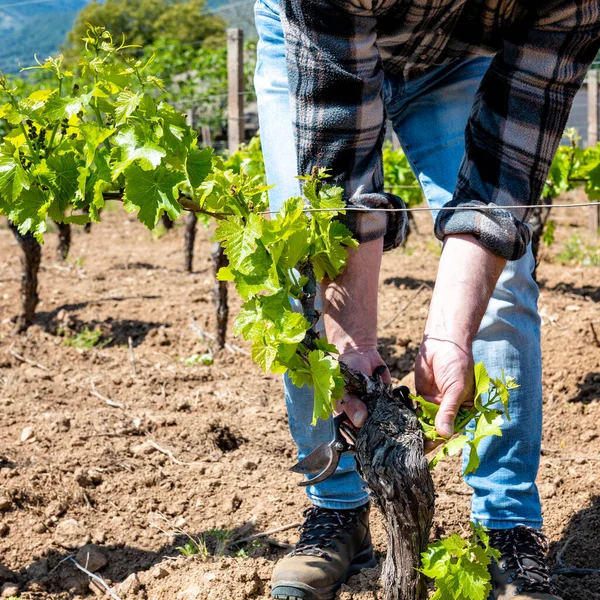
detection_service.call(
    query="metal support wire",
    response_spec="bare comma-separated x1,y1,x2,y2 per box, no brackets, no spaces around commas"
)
257,201,600,216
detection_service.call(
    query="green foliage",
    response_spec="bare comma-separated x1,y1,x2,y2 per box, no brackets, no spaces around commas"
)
558,234,600,266
177,537,209,558
61,327,110,348
544,129,600,202
420,523,501,600
382,142,423,208
0,25,211,239
542,220,556,247
0,32,354,427
181,353,213,366
215,169,356,423
413,363,518,475
208,527,233,556
63,0,225,60
225,136,265,181
141,39,256,136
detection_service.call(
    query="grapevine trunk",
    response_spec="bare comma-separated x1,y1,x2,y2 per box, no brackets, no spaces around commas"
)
55,222,71,262
354,381,435,600
184,212,198,273
211,241,229,348
9,222,41,334
161,214,175,231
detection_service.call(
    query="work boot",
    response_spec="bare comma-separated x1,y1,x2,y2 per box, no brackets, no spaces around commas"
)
489,526,562,599
271,503,376,600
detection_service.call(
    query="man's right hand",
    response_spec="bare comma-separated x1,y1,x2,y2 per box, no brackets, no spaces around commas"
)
336,347,390,428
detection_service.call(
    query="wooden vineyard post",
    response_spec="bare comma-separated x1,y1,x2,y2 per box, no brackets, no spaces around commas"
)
227,28,245,151
201,125,212,148
588,69,599,235
186,106,196,132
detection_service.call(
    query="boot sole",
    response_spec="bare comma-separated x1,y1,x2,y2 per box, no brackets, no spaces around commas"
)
271,545,377,600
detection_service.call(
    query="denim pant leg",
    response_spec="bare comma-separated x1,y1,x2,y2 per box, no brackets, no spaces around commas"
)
254,0,369,509
386,58,543,528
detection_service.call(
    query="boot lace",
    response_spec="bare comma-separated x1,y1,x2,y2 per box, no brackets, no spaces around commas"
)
490,526,556,594
291,505,365,561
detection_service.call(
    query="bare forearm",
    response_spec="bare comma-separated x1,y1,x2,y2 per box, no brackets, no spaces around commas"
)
425,234,506,348
323,238,383,353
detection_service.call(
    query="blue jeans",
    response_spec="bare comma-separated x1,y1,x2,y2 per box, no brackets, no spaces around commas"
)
254,0,543,529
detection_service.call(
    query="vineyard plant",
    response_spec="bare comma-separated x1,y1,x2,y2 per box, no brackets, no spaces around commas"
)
1,29,517,597
1,28,600,600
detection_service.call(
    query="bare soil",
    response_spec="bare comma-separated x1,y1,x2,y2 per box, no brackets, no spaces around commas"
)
0,197,599,600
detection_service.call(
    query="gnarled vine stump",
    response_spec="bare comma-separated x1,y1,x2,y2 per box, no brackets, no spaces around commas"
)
355,380,435,600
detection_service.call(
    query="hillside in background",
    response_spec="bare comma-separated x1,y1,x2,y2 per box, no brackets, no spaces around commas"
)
0,0,90,73
0,0,255,75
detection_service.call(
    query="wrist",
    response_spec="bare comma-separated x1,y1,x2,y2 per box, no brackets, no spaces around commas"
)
329,338,378,355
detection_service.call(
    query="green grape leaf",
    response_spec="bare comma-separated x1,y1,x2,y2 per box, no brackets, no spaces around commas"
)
473,362,490,404
123,164,185,229
0,103,27,125
422,523,497,600
111,128,166,179
0,149,30,201
464,412,504,475
419,543,452,579
115,90,142,125
456,559,492,600
46,152,81,213
8,185,49,240
79,122,115,167
214,214,262,271
314,338,339,354
412,394,440,422
21,88,55,112
308,349,342,425
251,335,278,373
186,147,213,188
272,311,309,345
429,434,469,469
43,91,93,121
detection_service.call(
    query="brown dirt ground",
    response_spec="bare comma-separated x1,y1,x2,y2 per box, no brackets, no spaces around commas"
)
0,195,599,600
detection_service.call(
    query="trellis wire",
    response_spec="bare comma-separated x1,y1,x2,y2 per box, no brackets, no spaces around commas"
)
257,201,600,216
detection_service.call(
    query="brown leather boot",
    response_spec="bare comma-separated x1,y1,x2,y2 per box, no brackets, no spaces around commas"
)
271,503,376,600
489,526,562,599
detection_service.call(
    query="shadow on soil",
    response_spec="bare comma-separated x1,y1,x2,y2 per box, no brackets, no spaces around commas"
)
382,275,434,290
569,372,600,404
541,281,600,303
378,336,419,380
0,521,283,596
549,495,600,600
36,301,165,347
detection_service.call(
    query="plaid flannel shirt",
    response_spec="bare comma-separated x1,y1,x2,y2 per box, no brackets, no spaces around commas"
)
280,0,600,259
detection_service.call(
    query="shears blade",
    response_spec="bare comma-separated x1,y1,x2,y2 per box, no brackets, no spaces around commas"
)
289,442,331,475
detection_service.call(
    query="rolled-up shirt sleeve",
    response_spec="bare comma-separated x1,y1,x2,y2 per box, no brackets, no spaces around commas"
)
280,0,408,250
438,0,600,261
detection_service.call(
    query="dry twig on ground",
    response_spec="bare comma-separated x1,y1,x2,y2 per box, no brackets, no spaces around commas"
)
9,348,49,371
90,380,126,409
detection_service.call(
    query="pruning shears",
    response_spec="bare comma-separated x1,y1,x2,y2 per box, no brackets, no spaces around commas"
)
290,413,358,486
290,378,414,486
